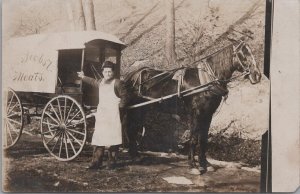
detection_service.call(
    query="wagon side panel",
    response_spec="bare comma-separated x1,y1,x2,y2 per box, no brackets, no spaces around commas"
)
4,37,58,93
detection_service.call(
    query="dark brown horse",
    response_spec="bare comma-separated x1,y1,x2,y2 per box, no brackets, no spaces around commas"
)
124,39,261,174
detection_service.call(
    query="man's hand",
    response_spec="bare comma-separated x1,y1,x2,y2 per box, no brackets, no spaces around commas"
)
77,71,85,79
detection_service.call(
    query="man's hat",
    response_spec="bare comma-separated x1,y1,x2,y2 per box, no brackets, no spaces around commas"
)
102,61,115,70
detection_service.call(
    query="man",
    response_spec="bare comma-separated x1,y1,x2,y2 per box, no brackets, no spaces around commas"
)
77,61,128,170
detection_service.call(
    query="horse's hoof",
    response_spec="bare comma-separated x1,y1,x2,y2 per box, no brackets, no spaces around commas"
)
189,168,200,175
199,166,207,175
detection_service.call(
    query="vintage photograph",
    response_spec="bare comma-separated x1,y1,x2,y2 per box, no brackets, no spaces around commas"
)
2,0,270,192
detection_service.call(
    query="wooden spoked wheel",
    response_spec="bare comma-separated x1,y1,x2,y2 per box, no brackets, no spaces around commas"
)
3,88,24,149
40,96,87,161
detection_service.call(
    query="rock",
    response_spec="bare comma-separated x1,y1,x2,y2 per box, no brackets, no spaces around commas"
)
160,153,168,157
193,177,206,187
189,168,200,175
241,166,260,173
83,182,88,186
54,181,60,187
227,163,242,169
162,176,193,185
207,166,215,172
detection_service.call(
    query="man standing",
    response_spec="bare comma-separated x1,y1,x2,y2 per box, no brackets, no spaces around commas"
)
77,61,128,169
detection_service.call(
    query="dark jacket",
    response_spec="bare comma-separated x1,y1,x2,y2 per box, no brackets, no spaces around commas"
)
82,76,129,108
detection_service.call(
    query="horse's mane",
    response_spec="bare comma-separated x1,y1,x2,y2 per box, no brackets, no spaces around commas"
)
206,45,233,78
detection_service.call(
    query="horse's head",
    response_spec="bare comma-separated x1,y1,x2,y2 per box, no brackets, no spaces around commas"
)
233,40,261,84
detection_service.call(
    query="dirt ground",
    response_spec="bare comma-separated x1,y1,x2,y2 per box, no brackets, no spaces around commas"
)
3,133,260,192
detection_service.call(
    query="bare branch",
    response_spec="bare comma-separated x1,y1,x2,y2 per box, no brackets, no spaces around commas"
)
177,0,262,62
120,2,160,40
127,0,185,46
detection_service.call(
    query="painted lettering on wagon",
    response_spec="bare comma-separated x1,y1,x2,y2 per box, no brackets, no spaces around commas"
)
21,52,54,71
12,72,45,82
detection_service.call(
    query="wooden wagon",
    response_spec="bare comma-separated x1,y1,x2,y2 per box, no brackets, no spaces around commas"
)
3,31,126,161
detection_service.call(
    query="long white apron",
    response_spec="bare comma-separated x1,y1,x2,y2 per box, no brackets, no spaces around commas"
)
91,79,122,146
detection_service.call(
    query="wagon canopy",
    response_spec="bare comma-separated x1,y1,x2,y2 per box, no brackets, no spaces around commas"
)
3,31,126,93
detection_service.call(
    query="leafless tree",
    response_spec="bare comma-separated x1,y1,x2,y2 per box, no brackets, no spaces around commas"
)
73,0,87,30
82,0,96,30
13,6,57,37
66,1,75,30
164,0,177,66
176,17,206,65
68,0,96,31
17,15,50,35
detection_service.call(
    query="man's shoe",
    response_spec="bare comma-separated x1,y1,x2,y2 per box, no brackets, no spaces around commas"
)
105,163,116,170
86,163,100,170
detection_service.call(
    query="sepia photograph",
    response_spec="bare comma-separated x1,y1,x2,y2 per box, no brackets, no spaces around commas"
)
2,0,271,192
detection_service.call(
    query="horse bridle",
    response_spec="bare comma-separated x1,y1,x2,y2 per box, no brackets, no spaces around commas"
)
233,41,253,74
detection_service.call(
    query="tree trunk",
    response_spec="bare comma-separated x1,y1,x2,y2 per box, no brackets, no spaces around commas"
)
66,1,75,30
73,0,86,30
82,0,96,30
165,0,177,66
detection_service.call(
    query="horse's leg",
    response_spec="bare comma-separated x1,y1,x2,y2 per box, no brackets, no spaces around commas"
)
188,135,197,168
198,115,213,174
126,108,143,159
188,112,200,169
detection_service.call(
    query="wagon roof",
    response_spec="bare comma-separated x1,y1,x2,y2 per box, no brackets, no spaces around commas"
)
9,31,126,50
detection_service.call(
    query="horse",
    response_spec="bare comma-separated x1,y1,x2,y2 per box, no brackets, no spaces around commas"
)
123,39,261,174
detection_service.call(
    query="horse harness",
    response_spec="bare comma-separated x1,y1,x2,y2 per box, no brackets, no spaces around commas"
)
128,41,252,108
130,66,228,103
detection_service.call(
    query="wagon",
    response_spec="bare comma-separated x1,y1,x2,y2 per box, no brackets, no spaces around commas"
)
3,31,126,161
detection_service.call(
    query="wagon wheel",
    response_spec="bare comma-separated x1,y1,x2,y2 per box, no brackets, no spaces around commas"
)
3,88,24,149
40,96,87,161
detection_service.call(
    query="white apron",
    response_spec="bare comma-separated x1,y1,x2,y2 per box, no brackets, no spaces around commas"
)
91,79,122,146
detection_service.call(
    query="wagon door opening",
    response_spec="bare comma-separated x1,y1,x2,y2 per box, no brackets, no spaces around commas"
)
56,49,83,103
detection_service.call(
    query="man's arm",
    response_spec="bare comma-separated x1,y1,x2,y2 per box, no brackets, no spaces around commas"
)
115,80,129,108
82,76,101,88
78,71,100,88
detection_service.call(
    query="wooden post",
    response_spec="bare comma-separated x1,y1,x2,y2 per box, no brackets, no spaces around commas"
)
115,48,121,79
80,49,85,92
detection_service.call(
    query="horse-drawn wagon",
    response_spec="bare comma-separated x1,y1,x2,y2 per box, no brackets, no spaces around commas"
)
3,31,126,161
3,30,261,172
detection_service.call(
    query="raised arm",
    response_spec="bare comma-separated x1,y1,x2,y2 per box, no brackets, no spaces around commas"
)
77,71,100,88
